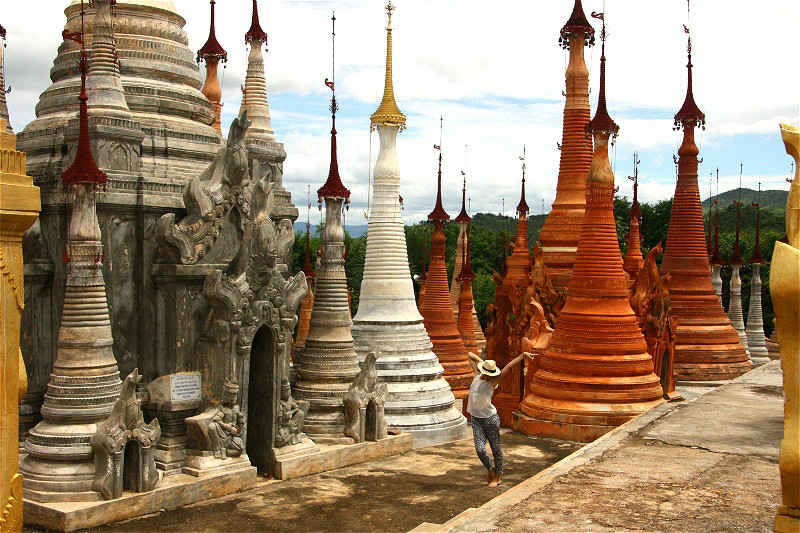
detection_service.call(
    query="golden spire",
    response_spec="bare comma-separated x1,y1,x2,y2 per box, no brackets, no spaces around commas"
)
370,1,406,129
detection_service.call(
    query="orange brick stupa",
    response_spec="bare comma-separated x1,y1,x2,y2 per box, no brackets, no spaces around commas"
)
538,0,595,291
457,230,480,357
659,31,751,381
490,152,532,426
514,23,664,441
419,140,473,399
295,224,315,355
623,158,645,287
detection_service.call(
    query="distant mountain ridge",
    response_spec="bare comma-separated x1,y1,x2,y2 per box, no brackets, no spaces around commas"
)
701,188,787,210
293,222,368,238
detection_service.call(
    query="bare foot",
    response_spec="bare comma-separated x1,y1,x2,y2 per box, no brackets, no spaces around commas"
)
489,470,501,488
487,468,494,484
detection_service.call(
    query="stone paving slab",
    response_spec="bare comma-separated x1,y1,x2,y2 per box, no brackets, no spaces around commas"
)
23,431,580,533
439,361,783,533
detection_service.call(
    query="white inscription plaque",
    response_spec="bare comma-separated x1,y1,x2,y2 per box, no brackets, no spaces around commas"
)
170,372,202,402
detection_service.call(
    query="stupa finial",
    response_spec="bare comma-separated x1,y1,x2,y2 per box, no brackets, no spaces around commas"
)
517,145,529,214
197,0,227,63
370,1,406,129
318,11,350,203
455,169,471,223
730,163,745,265
245,0,268,46
61,0,107,186
674,3,705,130
559,0,595,48
628,153,642,218
586,12,619,138
429,116,449,222
750,181,764,264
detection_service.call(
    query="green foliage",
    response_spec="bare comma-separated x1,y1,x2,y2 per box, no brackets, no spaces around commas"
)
291,190,784,337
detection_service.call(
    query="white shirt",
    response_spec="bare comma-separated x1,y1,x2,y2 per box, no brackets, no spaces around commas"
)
466,374,498,419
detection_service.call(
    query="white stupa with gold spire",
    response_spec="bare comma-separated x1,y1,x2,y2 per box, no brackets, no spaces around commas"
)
351,2,466,448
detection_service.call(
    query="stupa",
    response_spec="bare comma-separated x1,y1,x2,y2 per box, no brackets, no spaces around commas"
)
197,0,226,133
292,44,361,442
746,189,770,362
351,2,465,448
659,27,750,381
710,198,724,304
294,223,315,355
20,12,124,500
457,230,480,357
491,150,531,427
241,0,295,220
0,24,12,132
623,156,644,287
727,198,751,358
538,0,595,290
515,18,664,441
449,174,486,351
419,137,473,400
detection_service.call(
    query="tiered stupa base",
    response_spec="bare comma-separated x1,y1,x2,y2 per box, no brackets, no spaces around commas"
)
352,321,467,448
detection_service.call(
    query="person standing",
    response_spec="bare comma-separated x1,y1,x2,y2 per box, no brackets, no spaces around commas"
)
466,351,524,487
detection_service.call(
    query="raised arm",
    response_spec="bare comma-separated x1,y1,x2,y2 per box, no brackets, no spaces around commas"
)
498,353,524,382
467,351,482,374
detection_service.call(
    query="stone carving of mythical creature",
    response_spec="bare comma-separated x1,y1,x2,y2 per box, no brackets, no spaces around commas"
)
156,112,252,265
275,395,309,448
343,352,389,443
520,299,554,379
530,244,566,326
92,369,161,500
630,243,679,400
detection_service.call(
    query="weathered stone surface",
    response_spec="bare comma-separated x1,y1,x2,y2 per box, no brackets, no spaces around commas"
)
343,352,388,443
746,264,770,363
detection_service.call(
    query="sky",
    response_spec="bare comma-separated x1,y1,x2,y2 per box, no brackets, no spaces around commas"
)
3,0,800,227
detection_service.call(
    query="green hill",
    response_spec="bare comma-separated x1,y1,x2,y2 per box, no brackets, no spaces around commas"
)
701,188,787,210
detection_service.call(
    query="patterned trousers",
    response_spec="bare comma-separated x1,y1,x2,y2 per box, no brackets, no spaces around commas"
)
472,413,503,476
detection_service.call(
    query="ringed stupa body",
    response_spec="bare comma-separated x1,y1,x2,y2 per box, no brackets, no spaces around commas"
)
293,75,360,442
350,2,465,448
537,0,595,291
515,26,664,442
727,200,751,358
659,32,751,381
746,195,770,363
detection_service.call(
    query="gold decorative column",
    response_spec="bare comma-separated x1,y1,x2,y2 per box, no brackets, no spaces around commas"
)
0,118,40,533
773,123,800,533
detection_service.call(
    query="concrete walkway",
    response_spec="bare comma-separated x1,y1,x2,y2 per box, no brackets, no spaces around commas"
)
430,361,783,533
23,431,580,533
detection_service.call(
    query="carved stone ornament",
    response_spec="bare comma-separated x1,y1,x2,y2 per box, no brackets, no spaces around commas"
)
186,383,244,459
156,110,308,449
92,369,162,500
344,352,389,443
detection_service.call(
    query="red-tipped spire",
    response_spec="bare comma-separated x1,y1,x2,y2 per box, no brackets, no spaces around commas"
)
750,183,764,264
457,226,475,282
560,0,595,48
61,2,107,186
630,172,641,218
586,15,619,137
455,171,471,223
428,117,449,222
245,0,268,45
197,0,227,63
674,28,705,129
516,146,530,214
317,13,350,202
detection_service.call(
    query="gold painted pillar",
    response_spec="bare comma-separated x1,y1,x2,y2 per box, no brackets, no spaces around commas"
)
773,123,800,533
0,118,40,533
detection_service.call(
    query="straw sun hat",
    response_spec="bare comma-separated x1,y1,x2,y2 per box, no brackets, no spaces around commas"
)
477,359,501,377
